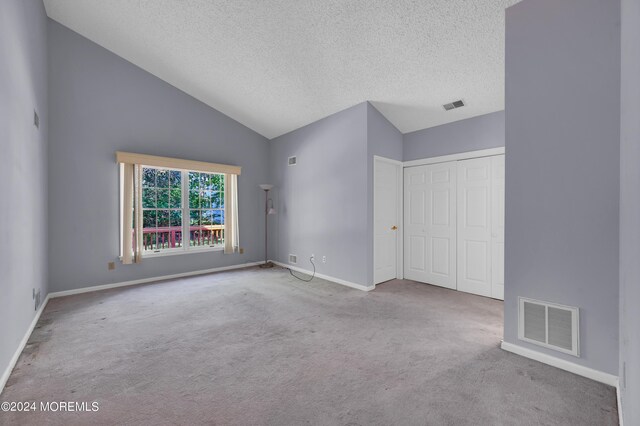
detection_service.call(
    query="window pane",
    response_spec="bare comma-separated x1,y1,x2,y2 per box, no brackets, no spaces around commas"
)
200,173,210,190
174,230,183,248
157,231,169,248
213,210,224,225
170,170,181,187
170,210,182,227
211,174,223,191
156,170,169,188
157,189,169,208
211,191,222,208
189,172,199,190
190,210,200,226
199,190,211,208
142,168,156,187
158,210,170,227
201,210,213,226
143,210,157,228
183,173,225,248
143,232,157,251
170,188,181,208
142,188,156,208
189,190,200,209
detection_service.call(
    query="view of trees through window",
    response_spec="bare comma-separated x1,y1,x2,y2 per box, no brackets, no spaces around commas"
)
140,167,224,253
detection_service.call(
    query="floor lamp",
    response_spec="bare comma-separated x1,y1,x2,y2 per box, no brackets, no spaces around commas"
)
259,184,276,268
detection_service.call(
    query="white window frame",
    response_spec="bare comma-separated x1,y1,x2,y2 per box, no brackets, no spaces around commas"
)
120,165,226,258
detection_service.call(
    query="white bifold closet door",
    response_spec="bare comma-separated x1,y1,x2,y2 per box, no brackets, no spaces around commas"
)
456,157,493,298
403,162,457,290
403,154,504,300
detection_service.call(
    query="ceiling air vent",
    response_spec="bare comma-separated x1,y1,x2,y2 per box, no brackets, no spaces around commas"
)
518,297,580,356
289,254,297,264
443,99,465,111
288,156,297,166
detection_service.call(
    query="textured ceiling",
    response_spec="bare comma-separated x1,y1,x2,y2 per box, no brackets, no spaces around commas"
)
44,0,519,138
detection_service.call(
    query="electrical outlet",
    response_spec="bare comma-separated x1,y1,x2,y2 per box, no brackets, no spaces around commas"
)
311,253,315,261
239,247,244,254
108,261,116,271
322,256,326,263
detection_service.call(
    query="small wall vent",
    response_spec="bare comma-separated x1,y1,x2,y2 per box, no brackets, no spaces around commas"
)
443,99,465,111
518,297,579,356
289,254,297,264
288,156,297,166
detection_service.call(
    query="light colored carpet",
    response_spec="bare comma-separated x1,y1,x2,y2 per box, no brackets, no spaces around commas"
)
0,267,617,425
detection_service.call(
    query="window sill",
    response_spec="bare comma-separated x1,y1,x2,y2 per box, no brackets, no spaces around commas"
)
120,246,224,260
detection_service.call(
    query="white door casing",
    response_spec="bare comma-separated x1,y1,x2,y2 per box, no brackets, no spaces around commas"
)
490,155,505,299
373,158,401,284
403,162,457,289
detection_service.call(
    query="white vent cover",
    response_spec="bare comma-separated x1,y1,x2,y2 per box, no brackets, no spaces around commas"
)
288,156,297,166
289,254,297,264
518,297,580,356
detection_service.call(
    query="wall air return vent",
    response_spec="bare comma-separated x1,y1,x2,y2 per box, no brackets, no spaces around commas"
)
288,156,297,166
443,99,465,111
289,254,297,264
518,297,580,356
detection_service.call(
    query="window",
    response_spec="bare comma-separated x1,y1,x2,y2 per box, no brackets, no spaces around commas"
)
117,151,240,264
138,167,225,254
188,171,225,250
141,167,184,253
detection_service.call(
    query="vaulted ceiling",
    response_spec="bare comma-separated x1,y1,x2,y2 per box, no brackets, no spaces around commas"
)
44,0,519,139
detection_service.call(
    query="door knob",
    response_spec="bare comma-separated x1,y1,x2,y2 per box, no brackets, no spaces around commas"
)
391,225,398,230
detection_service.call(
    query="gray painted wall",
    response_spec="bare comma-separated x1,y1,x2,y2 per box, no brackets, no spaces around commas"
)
403,111,504,161
366,103,403,285
620,0,640,422
48,21,269,292
0,0,48,384
368,104,404,163
504,0,620,375
268,103,370,286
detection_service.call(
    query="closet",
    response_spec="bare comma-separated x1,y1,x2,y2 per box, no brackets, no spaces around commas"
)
403,155,504,300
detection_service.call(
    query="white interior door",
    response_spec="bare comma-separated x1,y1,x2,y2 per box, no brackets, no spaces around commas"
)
404,162,457,289
491,155,505,300
457,157,492,297
373,158,400,284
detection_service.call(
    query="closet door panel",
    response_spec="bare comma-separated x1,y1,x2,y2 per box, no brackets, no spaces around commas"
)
457,157,492,297
404,162,457,289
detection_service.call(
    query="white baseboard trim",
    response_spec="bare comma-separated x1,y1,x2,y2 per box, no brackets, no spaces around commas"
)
49,261,264,299
1,294,51,395
271,261,375,292
500,341,618,387
617,380,624,426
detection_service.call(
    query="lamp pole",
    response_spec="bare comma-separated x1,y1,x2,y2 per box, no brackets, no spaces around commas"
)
259,184,274,268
